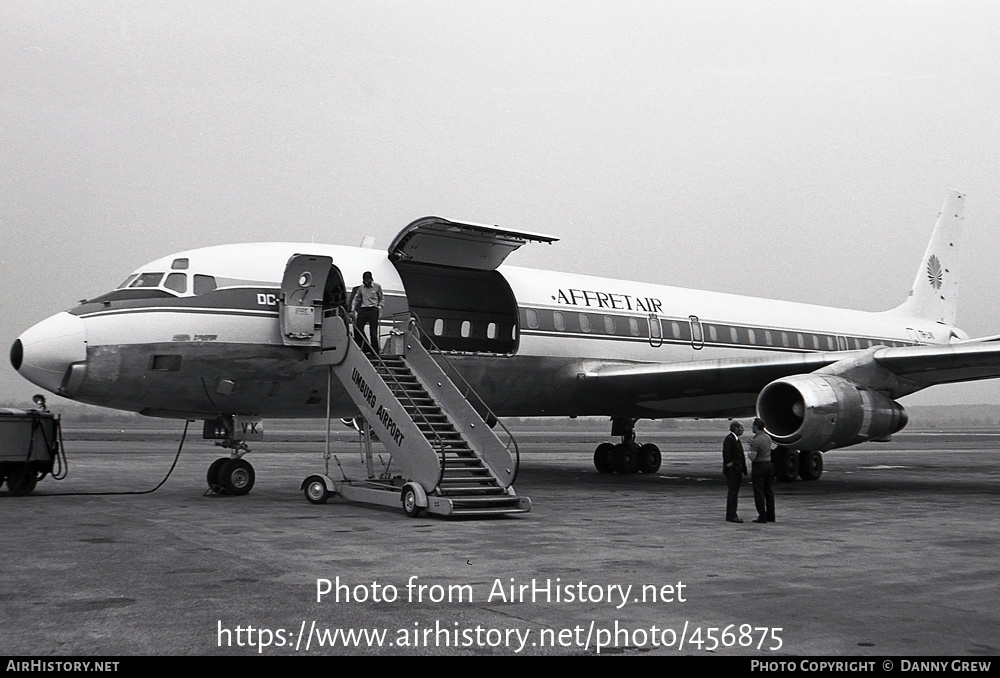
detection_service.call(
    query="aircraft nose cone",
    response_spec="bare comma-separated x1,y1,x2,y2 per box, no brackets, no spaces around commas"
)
12,312,88,395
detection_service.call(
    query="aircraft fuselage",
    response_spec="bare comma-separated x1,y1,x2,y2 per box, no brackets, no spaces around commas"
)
12,241,958,422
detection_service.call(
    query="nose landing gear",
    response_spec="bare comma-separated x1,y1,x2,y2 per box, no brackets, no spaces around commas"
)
202,416,258,496
206,448,256,496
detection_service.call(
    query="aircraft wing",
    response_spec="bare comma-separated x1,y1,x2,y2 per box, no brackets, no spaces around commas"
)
582,341,1000,412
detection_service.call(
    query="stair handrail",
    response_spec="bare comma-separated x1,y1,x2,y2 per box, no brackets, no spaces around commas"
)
389,312,521,484
329,307,448,490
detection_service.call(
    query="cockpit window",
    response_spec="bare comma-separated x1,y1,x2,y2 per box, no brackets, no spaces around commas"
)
109,271,217,297
164,273,187,294
193,275,217,295
129,273,164,288
117,274,139,289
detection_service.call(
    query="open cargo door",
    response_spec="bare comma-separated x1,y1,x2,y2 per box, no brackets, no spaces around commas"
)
388,217,558,353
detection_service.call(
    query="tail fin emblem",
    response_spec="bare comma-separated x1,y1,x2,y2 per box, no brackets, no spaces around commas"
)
926,254,943,290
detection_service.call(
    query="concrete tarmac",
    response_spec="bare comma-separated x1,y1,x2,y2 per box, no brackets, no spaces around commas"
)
1,425,998,656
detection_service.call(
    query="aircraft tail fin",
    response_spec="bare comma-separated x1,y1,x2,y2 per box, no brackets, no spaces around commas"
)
890,189,965,325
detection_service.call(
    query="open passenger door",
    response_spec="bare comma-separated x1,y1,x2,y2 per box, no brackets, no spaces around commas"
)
279,255,333,347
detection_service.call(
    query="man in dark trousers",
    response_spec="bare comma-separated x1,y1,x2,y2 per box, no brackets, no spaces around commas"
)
722,421,748,523
352,271,383,354
748,418,776,523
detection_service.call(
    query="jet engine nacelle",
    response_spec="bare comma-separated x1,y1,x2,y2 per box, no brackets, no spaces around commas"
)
756,374,908,451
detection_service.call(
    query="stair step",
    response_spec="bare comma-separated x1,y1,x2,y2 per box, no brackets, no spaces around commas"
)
420,430,459,437
438,485,505,499
405,411,443,419
451,501,524,511
447,495,519,505
437,482,504,492
449,507,531,517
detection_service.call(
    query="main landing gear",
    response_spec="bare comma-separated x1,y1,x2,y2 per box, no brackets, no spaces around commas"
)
773,448,823,482
206,439,256,496
593,417,662,475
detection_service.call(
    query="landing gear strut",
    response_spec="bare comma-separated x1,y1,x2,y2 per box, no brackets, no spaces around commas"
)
593,417,661,475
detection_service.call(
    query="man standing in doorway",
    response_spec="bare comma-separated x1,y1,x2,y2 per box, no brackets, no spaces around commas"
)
352,271,383,355
722,421,747,523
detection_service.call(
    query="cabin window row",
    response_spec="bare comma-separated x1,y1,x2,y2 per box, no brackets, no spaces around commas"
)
431,318,512,341
521,308,912,350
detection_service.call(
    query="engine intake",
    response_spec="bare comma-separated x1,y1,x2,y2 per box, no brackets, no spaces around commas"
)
757,374,908,451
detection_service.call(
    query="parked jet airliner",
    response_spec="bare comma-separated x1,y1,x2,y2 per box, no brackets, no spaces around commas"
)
10,190,1000,497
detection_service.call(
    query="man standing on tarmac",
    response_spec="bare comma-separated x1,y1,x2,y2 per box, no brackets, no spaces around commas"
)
352,271,384,355
748,418,776,523
722,421,747,523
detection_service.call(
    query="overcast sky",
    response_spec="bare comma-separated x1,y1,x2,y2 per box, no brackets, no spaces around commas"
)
2,0,1000,407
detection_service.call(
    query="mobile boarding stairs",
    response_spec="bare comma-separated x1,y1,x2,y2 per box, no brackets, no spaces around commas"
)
299,311,530,518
